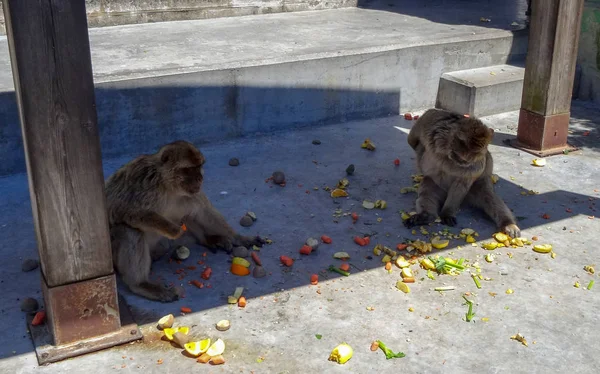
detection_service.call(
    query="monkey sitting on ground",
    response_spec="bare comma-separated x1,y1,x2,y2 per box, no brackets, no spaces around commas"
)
404,108,520,238
105,140,265,302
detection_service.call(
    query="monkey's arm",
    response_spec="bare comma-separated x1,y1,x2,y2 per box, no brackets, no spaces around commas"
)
407,125,421,151
125,211,184,240
439,179,472,226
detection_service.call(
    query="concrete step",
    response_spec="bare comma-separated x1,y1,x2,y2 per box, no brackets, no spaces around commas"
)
435,64,526,117
0,8,528,176
0,0,356,35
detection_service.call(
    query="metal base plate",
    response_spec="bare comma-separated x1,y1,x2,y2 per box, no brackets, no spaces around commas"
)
27,295,142,365
509,138,579,157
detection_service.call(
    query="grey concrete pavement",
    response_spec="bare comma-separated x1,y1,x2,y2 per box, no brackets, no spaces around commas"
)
0,101,598,373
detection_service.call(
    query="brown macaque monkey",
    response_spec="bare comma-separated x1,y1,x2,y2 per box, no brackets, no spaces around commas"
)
105,140,265,302
404,108,520,238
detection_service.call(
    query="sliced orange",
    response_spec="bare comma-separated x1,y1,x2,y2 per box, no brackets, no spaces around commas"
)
184,338,211,357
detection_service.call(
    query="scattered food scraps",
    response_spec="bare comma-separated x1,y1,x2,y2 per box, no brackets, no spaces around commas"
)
201,267,213,280
531,158,546,167
394,159,400,166
185,338,211,357
333,252,351,259
354,236,369,246
311,274,319,285
361,138,376,151
331,188,349,198
328,343,353,364
584,265,595,274
231,263,250,276
31,311,46,326
376,340,406,360
434,286,456,292
299,245,313,255
157,314,174,330
216,320,230,332
228,287,244,304
362,200,376,209
588,280,595,290
329,265,350,276
238,296,247,308
396,280,410,293
251,252,262,266
532,244,552,253
181,307,192,314
321,235,333,244
206,338,226,357
280,256,294,267
404,113,413,120
431,236,449,249
463,296,475,322
370,341,380,351
510,333,528,347
542,213,550,219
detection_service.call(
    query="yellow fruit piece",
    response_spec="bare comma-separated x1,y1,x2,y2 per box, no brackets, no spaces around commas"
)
401,268,413,278
232,257,251,268
163,326,189,341
420,258,436,270
431,236,449,249
493,232,509,243
482,242,498,250
532,244,552,253
157,314,174,329
490,174,499,184
461,228,475,236
206,338,225,357
395,256,410,268
400,212,411,220
506,289,514,294
331,189,349,198
396,280,410,293
328,343,353,364
381,254,392,263
373,246,382,256
532,158,546,167
375,200,387,209
412,240,433,253
510,238,524,247
361,138,376,151
465,235,476,243
485,253,494,263
362,200,376,209
184,339,211,357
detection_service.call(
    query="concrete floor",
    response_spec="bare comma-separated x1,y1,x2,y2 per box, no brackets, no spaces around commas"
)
0,101,598,373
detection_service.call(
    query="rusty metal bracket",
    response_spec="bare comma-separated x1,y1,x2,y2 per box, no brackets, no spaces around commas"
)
511,109,578,156
27,275,142,365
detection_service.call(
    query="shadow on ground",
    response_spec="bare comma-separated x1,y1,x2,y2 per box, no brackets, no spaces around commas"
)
358,0,530,30
0,105,597,366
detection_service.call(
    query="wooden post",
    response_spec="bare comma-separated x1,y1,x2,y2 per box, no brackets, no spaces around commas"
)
512,0,584,156
2,0,141,364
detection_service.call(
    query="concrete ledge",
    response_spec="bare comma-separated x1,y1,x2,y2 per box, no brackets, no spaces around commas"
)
0,9,527,176
436,64,525,117
0,0,356,35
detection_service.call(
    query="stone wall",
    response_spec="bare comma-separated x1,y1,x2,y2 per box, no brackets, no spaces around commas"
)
0,0,357,35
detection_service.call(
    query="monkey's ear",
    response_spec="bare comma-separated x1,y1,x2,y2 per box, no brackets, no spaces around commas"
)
160,150,173,164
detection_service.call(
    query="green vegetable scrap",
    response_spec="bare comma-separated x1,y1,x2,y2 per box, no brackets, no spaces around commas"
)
328,265,350,277
471,274,482,289
376,340,406,360
463,296,475,322
429,256,466,275
588,280,595,290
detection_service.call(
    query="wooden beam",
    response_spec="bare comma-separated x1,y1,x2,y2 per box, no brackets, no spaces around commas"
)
512,0,584,156
2,0,141,363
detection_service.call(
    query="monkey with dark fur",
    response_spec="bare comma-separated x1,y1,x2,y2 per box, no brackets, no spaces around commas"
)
106,140,265,302
405,108,520,238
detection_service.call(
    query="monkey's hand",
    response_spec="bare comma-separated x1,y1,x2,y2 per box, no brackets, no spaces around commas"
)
235,234,266,248
404,212,435,228
439,214,458,227
163,224,185,240
502,223,521,239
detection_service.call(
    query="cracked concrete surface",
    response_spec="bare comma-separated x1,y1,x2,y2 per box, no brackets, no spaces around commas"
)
0,101,598,373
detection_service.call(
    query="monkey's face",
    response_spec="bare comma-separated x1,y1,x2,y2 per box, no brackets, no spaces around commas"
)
159,141,206,196
450,124,493,166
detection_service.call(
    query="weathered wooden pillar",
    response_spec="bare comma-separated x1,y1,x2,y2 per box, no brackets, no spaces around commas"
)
512,0,584,156
2,0,141,364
